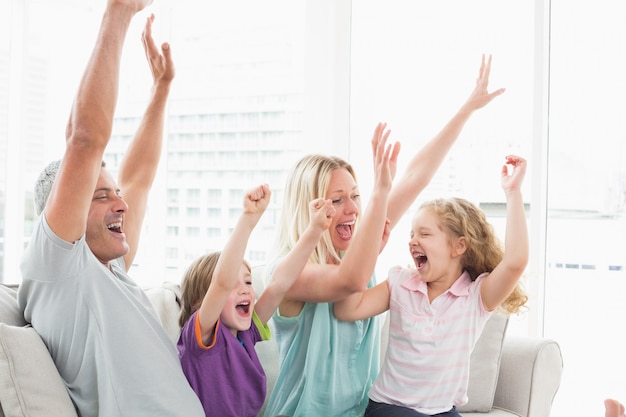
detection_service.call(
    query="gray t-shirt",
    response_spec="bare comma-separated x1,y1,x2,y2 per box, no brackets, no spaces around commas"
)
18,216,204,417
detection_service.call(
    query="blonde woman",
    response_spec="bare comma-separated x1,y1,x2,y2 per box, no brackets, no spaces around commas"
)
264,55,506,417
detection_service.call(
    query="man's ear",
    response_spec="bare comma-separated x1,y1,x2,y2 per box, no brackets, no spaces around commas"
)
453,236,467,257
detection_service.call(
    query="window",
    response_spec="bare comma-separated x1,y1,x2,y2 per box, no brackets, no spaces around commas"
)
543,0,626,412
185,208,200,218
206,208,221,219
167,189,179,204
207,227,221,238
185,227,200,238
186,189,201,205
207,189,222,204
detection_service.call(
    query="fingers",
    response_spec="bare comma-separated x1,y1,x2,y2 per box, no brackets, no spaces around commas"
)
309,198,335,229
502,154,526,175
477,53,486,81
141,14,160,67
500,163,510,178
605,399,626,417
483,54,492,81
376,126,392,161
472,54,505,109
501,155,527,187
140,14,175,82
488,88,506,100
141,13,156,52
371,122,389,164
505,154,527,168
247,184,270,202
161,41,172,64
390,141,401,165
310,198,334,215
477,53,492,82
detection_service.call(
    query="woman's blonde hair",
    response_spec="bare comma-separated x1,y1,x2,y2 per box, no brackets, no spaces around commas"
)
274,154,358,265
178,251,251,327
419,197,528,314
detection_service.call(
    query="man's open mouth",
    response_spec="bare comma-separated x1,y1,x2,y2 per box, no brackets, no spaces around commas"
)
107,221,123,233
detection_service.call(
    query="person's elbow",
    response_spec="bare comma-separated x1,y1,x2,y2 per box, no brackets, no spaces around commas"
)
334,283,366,301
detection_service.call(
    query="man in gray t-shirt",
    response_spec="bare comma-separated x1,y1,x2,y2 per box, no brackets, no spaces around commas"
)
17,1,203,416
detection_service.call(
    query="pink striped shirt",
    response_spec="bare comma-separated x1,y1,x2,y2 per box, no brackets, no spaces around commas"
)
369,266,492,414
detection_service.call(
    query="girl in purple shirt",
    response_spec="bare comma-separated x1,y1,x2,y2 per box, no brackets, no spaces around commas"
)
177,183,335,417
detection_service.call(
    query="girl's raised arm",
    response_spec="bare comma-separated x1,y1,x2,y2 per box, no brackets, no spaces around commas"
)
481,155,528,311
197,185,270,344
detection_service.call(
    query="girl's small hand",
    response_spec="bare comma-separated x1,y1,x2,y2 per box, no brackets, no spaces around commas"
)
464,54,505,111
243,184,271,215
501,155,527,193
308,198,335,231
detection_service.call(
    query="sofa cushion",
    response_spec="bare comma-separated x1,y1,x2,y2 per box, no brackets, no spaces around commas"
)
0,323,78,417
457,312,509,413
0,286,26,327
145,282,183,344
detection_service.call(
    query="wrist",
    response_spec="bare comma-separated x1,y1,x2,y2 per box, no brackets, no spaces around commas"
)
152,79,173,93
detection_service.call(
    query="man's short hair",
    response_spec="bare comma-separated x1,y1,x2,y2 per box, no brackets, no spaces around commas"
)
34,159,108,216
34,160,61,216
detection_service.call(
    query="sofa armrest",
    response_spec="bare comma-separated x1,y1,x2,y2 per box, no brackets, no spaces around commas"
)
492,336,563,417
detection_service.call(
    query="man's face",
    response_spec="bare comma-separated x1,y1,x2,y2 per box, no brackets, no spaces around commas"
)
86,168,129,265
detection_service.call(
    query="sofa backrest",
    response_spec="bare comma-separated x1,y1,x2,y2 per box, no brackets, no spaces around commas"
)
0,269,515,417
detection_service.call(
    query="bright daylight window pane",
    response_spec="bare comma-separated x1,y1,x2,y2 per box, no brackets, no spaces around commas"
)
545,0,626,414
351,1,626,416
350,0,534,330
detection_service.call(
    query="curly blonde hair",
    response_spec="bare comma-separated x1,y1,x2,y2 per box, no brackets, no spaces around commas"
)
420,197,528,314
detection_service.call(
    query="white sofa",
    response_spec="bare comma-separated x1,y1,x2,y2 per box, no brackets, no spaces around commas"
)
0,271,563,417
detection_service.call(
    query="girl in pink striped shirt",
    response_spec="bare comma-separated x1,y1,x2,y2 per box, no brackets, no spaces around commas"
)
334,155,529,417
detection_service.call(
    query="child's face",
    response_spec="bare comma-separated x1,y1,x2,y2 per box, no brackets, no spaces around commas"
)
220,263,257,337
408,208,462,284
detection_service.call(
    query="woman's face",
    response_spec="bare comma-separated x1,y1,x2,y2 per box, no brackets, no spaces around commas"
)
325,168,361,252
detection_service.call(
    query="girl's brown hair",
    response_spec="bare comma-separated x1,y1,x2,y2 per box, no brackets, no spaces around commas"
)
179,252,222,328
178,252,253,327
420,197,528,314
